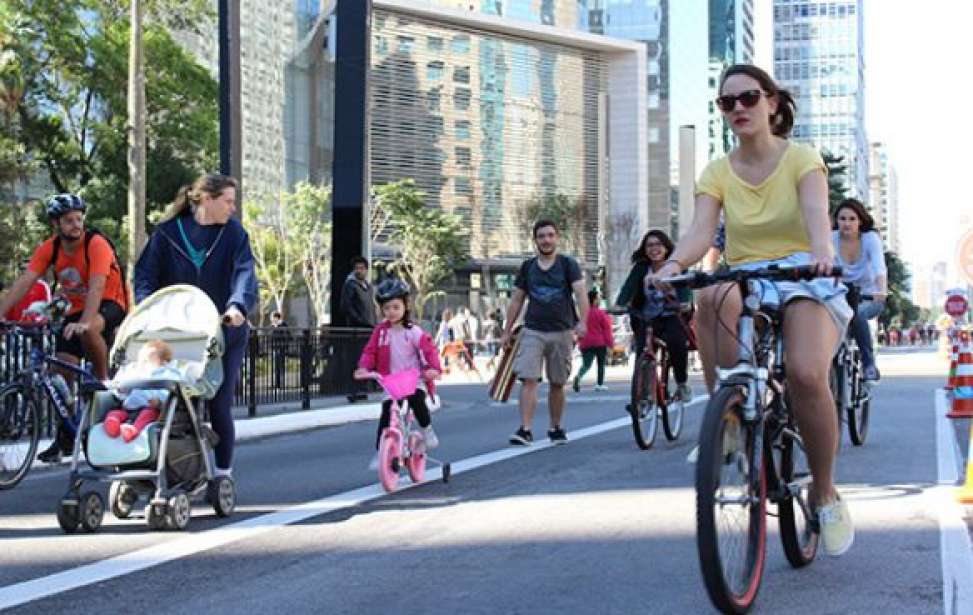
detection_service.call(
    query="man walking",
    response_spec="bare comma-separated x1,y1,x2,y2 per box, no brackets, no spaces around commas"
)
499,220,588,445
338,256,376,401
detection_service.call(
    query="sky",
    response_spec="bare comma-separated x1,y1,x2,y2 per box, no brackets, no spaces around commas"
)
862,0,972,279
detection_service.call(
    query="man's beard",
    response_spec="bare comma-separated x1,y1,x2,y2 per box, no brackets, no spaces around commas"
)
537,244,555,256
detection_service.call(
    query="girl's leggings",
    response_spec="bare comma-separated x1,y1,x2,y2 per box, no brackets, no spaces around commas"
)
376,389,431,449
575,347,607,385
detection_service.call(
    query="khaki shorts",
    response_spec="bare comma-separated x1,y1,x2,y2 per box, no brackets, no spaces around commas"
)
512,328,575,385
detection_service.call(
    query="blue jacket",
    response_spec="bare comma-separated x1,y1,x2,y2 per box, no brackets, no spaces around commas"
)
133,213,258,318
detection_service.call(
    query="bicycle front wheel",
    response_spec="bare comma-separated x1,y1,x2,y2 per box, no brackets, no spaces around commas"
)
696,386,767,614
0,384,40,490
629,358,658,450
661,360,684,441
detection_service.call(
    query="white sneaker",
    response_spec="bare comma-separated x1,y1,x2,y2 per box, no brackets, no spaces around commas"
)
214,467,233,478
368,452,379,471
676,383,693,401
423,426,440,449
817,494,854,557
594,384,609,391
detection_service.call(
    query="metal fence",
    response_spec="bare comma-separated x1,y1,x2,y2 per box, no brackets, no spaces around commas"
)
2,327,376,421
233,326,375,416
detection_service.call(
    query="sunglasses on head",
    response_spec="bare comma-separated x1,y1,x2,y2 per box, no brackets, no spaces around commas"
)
716,89,767,113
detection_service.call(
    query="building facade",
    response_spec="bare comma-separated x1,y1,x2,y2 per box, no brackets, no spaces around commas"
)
868,141,900,254
773,0,868,200
708,0,755,158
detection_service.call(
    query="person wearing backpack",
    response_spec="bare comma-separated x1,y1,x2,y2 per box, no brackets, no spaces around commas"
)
0,194,129,462
133,174,257,478
499,219,589,446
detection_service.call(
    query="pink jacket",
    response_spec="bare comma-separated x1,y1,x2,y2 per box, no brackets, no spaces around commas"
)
578,307,614,350
358,320,442,396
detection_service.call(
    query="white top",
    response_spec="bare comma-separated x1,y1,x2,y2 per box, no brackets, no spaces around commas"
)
832,230,887,296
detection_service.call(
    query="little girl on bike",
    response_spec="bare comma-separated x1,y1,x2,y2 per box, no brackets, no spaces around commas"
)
354,278,442,469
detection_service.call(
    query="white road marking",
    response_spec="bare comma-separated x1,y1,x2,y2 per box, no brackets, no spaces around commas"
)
0,398,706,610
934,389,973,615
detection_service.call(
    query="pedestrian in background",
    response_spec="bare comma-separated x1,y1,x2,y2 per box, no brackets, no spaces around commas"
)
338,256,376,402
572,288,613,392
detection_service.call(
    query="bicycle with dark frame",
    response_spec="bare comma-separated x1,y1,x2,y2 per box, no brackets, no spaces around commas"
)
664,263,842,614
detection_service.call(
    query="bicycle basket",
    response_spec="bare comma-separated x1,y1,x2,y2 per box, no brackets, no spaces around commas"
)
380,368,419,401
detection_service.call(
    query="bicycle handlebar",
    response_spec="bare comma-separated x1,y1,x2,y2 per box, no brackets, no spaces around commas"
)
661,264,844,290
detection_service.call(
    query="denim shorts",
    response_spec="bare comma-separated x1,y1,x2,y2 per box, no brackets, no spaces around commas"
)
732,252,853,350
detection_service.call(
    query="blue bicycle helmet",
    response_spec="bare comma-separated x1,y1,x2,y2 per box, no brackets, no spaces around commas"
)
375,278,410,303
45,193,86,219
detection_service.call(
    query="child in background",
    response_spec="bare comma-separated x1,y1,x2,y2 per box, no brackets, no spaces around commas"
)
354,279,442,469
104,340,181,442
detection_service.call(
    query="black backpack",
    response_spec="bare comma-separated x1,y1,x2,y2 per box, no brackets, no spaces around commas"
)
48,227,130,311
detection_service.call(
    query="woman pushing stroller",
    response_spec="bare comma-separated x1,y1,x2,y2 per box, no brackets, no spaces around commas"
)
354,279,442,470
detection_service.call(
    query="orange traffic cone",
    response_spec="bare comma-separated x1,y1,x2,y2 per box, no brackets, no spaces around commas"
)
948,335,973,418
957,420,973,504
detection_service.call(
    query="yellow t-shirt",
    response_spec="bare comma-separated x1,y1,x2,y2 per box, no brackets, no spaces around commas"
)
696,142,826,266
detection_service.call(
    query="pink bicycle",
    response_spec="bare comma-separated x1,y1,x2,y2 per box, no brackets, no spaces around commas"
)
365,368,451,492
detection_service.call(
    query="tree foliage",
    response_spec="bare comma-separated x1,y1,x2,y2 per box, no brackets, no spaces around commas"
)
822,149,849,216
878,250,922,329
372,180,467,320
3,0,217,263
520,193,587,257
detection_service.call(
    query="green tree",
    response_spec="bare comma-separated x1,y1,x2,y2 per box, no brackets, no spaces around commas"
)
822,149,849,216
372,180,467,320
878,250,922,329
520,193,587,257
287,183,332,326
6,0,217,262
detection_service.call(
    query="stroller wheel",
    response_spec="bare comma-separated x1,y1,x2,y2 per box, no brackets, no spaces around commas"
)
145,504,167,531
110,481,138,519
207,477,235,518
79,491,105,533
166,492,191,531
56,500,81,534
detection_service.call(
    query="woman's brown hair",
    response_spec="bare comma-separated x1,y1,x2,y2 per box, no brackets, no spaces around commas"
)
833,198,875,233
720,64,797,138
160,174,238,222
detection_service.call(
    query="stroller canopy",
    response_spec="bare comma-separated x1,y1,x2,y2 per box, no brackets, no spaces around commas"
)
110,285,225,399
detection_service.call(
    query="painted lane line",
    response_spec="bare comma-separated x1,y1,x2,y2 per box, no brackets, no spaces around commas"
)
934,389,973,615
0,398,706,610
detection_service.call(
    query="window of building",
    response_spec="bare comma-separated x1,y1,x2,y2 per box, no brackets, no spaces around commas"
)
426,89,441,112
454,87,471,110
426,61,445,81
397,36,414,52
455,177,472,194
451,35,471,54
453,66,471,84
455,120,471,140
455,146,471,167
427,36,444,52
374,36,389,56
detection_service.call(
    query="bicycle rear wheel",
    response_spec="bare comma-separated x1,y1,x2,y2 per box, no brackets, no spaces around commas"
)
630,358,658,450
696,386,767,614
661,359,684,441
829,362,845,450
0,384,40,490
778,426,819,567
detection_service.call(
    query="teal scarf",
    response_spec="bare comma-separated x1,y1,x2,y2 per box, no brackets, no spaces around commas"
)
176,218,207,271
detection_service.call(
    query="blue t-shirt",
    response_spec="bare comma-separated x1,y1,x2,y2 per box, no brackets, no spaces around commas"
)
514,255,582,332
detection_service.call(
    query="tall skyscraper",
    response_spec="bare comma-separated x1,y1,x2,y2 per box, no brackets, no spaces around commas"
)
773,0,868,201
708,0,755,158
869,141,900,254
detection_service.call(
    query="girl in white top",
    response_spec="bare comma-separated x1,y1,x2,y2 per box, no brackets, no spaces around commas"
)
832,198,887,380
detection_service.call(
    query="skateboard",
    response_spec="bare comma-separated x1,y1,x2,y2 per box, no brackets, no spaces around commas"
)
488,326,522,402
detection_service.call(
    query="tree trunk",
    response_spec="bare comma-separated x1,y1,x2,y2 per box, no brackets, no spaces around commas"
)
127,0,147,266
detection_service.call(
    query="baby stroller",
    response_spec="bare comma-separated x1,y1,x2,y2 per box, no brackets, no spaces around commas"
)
56,285,232,533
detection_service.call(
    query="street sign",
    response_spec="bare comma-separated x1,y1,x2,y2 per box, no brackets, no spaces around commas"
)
958,228,973,286
946,294,969,318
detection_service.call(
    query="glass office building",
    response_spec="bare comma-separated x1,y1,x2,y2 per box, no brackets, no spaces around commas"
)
773,0,868,200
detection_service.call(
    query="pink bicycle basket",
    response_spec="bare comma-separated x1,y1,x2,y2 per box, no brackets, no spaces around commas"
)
379,368,419,401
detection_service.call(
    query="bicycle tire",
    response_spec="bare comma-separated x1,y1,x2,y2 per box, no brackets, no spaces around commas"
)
778,427,819,568
696,386,767,614
848,392,869,446
407,432,427,483
378,431,401,493
661,359,684,441
0,384,40,490
630,357,658,450
829,362,845,450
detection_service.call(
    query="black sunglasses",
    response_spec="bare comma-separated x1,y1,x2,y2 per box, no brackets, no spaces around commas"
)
716,89,767,112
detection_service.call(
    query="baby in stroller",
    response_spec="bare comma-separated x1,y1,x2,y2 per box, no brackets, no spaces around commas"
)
103,340,182,442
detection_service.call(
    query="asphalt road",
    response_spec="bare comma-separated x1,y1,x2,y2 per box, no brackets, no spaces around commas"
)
0,350,957,614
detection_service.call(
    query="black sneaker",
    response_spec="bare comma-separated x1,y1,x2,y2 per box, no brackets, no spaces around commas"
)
548,426,568,445
572,378,580,393
37,431,74,464
509,427,533,446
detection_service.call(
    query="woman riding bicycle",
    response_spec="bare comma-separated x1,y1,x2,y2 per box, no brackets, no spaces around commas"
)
647,64,854,557
832,198,887,381
615,230,692,402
